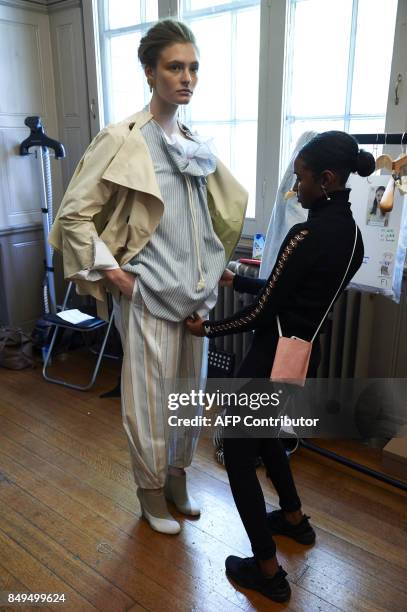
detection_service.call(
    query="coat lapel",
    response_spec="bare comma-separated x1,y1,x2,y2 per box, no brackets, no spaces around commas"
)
101,109,248,261
102,110,164,204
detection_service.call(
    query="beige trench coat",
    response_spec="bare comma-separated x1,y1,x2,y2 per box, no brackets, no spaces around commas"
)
49,109,248,317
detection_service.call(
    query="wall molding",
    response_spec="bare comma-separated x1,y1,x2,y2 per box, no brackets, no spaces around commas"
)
0,222,42,237
48,0,81,13
0,0,79,13
0,0,48,13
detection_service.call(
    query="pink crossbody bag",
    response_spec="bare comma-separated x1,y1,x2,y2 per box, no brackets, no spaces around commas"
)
270,223,358,386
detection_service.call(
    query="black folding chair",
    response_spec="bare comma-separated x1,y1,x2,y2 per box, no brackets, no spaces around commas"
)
42,282,114,391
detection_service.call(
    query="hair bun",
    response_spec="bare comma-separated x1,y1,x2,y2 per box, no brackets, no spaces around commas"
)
355,149,375,177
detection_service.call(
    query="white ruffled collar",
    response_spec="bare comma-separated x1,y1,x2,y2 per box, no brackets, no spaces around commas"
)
151,119,217,177
163,130,217,161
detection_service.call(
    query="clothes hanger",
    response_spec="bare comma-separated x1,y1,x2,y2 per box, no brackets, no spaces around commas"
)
393,131,407,174
375,131,392,171
379,176,395,213
376,137,407,174
393,132,407,200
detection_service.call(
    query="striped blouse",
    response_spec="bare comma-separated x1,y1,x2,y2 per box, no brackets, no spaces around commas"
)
122,119,226,321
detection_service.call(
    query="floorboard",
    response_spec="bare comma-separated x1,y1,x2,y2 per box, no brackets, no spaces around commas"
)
0,355,406,611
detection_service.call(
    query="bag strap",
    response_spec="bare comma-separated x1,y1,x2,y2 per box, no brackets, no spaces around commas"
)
311,222,358,342
277,222,358,341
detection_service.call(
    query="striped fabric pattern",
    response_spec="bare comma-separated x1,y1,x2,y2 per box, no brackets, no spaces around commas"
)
117,279,206,489
122,119,226,321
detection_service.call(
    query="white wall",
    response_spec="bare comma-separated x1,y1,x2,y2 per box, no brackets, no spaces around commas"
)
49,0,91,190
0,0,90,329
0,0,63,230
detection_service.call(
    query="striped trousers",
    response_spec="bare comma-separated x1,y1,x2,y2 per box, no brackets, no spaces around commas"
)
114,279,207,489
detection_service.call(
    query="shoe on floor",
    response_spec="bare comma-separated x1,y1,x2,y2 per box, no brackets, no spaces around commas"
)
267,509,316,544
225,555,291,603
164,472,201,516
137,488,181,535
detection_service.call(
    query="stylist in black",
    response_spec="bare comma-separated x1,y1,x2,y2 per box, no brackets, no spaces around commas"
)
185,131,375,603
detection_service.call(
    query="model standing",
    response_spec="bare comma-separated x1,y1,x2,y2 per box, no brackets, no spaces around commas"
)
50,19,247,535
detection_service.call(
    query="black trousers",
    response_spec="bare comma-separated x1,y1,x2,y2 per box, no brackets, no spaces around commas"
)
223,328,320,560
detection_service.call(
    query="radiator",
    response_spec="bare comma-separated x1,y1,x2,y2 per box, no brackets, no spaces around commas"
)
210,261,365,378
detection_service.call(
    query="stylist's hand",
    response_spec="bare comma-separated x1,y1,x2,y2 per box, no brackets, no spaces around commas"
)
104,269,136,299
185,314,206,337
220,268,235,289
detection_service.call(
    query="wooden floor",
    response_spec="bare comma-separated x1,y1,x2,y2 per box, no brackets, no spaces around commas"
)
0,351,406,612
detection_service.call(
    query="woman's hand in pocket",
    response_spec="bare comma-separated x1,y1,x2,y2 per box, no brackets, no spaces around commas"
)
104,269,136,299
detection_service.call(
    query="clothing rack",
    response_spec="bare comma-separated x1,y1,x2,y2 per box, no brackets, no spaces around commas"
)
350,132,407,145
302,131,407,492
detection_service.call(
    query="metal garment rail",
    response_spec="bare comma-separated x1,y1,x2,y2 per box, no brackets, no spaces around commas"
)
300,440,407,492
302,132,407,492
351,132,407,145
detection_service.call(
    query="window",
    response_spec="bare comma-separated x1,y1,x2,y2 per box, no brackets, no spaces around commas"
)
281,0,398,171
97,1,159,124
179,1,261,219
97,0,261,229
93,0,400,237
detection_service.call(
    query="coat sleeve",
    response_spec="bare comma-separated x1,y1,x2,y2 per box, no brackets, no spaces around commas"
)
50,128,123,279
204,228,311,338
73,236,120,281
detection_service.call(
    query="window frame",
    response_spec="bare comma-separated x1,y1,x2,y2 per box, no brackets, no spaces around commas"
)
83,0,405,240
179,0,267,235
280,0,399,174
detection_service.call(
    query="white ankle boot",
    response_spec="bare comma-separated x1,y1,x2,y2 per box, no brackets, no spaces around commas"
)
164,473,201,516
137,488,181,535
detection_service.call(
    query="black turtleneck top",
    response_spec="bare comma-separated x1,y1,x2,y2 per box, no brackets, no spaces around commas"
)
204,189,364,341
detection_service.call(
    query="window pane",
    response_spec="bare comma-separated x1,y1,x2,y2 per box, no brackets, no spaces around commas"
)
289,0,352,117
186,0,235,10
235,7,260,120
106,0,158,29
108,33,146,122
191,121,257,218
145,2,159,22
187,14,232,121
349,117,386,135
192,122,232,169
282,0,397,177
349,117,386,156
107,0,141,29
100,1,159,124
291,118,345,144
351,0,397,115
182,1,261,221
233,122,257,218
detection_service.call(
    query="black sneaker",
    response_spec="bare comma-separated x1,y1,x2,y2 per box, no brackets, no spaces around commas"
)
225,556,291,603
267,510,316,545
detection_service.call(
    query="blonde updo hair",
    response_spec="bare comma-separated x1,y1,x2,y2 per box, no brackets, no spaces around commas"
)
138,19,198,68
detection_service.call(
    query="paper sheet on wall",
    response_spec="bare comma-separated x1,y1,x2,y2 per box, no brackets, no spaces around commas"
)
347,174,407,302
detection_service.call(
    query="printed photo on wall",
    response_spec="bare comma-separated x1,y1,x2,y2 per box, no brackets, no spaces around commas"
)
348,173,407,302
366,185,391,227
